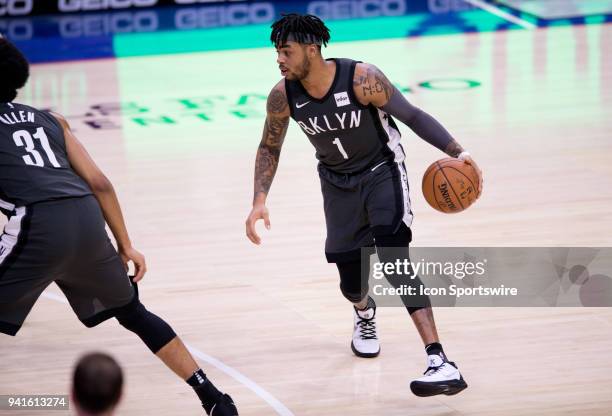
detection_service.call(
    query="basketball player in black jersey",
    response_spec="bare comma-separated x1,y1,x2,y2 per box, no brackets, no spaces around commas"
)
0,37,238,415
246,14,482,397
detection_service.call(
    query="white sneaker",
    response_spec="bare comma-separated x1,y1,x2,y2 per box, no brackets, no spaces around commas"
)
351,306,380,358
410,354,468,397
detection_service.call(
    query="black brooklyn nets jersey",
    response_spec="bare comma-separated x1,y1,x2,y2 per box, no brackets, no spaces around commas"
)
0,102,91,208
285,58,403,174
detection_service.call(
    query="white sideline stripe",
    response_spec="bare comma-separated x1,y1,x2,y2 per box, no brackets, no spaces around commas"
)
186,345,295,416
40,291,295,416
463,0,537,29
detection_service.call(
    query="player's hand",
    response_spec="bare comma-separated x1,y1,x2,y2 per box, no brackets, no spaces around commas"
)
458,152,483,197
119,246,147,282
246,203,271,245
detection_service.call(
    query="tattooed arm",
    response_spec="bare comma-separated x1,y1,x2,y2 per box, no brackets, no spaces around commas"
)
353,62,393,107
246,81,290,244
253,82,290,202
353,62,482,193
352,62,462,156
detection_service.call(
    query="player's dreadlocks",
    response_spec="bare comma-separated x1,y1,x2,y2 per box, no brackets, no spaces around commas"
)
0,36,29,102
271,14,331,49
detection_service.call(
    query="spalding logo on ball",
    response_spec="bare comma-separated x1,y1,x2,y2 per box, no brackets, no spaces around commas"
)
422,158,482,213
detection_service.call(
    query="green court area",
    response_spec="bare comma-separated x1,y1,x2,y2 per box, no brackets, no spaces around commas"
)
109,23,610,157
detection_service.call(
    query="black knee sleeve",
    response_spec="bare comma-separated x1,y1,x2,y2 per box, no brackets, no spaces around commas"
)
407,306,428,315
373,223,431,310
115,300,176,354
373,222,412,247
336,260,368,303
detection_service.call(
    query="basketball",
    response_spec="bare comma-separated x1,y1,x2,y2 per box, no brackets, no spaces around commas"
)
422,158,481,213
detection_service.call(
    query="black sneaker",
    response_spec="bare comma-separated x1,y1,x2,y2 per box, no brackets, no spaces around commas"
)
209,394,238,416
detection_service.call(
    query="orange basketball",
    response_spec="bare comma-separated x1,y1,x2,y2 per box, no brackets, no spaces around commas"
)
422,158,480,213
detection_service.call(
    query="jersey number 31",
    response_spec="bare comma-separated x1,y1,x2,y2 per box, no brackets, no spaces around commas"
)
13,127,61,168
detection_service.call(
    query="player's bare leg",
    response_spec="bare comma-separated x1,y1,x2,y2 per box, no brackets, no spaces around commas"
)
155,336,199,379
410,306,439,345
154,336,237,415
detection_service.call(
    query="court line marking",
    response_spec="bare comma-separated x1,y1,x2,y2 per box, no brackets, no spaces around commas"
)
186,345,295,416
40,291,295,416
463,0,537,29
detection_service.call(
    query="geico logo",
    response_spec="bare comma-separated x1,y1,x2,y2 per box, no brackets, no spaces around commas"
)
0,0,33,16
174,0,248,4
175,3,274,29
58,0,158,13
60,11,158,37
308,0,406,19
0,19,33,40
428,0,475,14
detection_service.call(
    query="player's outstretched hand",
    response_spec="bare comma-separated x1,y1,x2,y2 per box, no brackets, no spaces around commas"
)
119,246,147,282
458,152,483,197
246,204,271,245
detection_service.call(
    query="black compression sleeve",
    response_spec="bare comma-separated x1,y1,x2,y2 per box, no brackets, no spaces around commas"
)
381,86,454,153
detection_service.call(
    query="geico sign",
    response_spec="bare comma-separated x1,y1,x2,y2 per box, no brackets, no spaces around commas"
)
0,0,33,16
174,0,248,3
58,0,158,12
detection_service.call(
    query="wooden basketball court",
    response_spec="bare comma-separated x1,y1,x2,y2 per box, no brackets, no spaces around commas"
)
1,13,612,416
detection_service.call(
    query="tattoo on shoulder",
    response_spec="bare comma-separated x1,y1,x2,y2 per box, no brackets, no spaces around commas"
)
353,72,368,88
356,65,392,102
267,88,288,114
444,140,464,158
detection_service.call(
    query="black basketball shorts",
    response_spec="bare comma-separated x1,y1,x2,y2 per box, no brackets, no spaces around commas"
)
0,195,135,336
318,152,413,264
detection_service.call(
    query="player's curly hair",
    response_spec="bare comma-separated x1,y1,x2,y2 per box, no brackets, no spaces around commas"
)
271,13,331,49
0,36,30,102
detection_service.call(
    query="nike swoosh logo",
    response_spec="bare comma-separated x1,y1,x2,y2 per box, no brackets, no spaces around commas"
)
296,101,311,109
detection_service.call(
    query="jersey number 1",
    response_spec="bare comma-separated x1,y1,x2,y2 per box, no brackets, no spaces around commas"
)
332,138,349,160
13,128,61,168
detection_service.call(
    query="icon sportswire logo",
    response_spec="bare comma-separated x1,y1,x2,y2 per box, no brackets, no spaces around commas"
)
296,101,311,109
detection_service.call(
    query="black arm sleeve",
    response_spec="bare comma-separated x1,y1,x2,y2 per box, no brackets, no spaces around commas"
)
380,86,454,152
